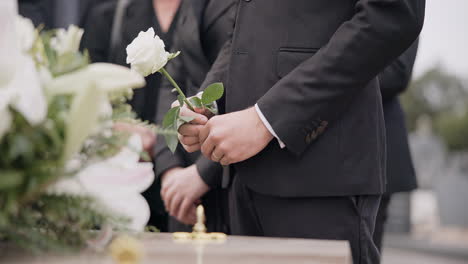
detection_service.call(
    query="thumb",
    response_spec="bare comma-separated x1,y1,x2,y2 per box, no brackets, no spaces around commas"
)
194,107,206,114
180,106,208,125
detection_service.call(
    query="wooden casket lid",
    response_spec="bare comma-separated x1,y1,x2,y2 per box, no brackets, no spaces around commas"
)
0,233,351,264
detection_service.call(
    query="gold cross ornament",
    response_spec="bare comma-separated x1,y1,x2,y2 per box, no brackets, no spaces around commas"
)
172,205,227,243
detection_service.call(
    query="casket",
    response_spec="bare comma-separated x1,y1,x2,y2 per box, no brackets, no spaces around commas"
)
0,233,352,264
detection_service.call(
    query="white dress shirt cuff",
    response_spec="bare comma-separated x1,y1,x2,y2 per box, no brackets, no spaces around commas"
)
254,104,286,149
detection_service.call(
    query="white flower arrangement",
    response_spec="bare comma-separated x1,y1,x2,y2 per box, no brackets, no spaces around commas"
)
0,0,156,252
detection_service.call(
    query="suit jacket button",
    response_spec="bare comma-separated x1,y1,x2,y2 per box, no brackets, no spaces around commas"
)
305,131,317,144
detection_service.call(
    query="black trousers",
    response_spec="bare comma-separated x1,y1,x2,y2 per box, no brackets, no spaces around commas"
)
229,176,381,264
373,194,391,252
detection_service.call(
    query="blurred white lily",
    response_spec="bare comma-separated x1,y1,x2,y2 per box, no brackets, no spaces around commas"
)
47,63,145,96
50,25,84,55
6,54,48,125
16,15,36,52
0,2,47,140
0,0,19,88
46,63,145,161
49,134,155,231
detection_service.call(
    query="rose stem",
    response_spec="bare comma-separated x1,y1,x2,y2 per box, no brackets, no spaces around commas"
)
160,68,195,110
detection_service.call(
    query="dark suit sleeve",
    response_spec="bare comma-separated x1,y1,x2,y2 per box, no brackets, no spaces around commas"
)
256,0,425,156
379,39,419,101
195,157,223,188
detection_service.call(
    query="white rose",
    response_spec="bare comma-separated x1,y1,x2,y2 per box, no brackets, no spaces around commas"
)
16,15,35,52
126,27,173,77
51,25,84,55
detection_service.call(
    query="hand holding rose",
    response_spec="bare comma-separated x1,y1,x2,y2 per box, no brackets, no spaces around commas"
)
178,106,274,165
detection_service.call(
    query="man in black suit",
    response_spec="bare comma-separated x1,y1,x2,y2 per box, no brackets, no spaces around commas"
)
374,40,419,251
165,1,425,263
155,0,237,233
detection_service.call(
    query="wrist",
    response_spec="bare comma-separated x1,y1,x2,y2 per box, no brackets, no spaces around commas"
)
189,164,210,192
250,107,274,142
161,167,183,183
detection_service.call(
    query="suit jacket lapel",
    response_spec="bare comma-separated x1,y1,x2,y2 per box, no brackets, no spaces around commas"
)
202,0,237,31
122,0,154,45
179,0,211,72
193,0,208,26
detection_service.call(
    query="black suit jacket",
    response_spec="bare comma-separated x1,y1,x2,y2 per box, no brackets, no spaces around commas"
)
381,40,419,193
82,0,176,122
201,0,425,197
18,0,54,28
154,0,237,187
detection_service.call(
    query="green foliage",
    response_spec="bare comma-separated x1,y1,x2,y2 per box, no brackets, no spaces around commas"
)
201,83,224,105
189,97,203,108
434,112,468,151
0,26,141,253
167,51,181,60
401,66,468,152
402,66,468,132
161,83,224,153
0,194,125,253
0,96,68,215
38,30,90,77
177,95,185,108
162,107,181,153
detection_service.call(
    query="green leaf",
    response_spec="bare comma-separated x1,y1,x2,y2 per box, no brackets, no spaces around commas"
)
0,171,24,190
201,83,224,105
177,95,184,108
163,126,179,153
8,134,34,161
179,116,195,123
162,107,181,153
162,107,180,128
205,105,218,115
167,51,181,60
189,97,203,108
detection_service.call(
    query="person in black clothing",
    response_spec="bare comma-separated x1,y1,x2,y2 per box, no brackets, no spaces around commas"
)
81,0,181,231
18,0,54,28
373,40,419,252
155,0,237,233
171,1,424,263
78,0,115,28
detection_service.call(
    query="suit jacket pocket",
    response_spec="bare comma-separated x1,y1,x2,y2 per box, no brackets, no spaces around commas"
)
276,47,319,78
